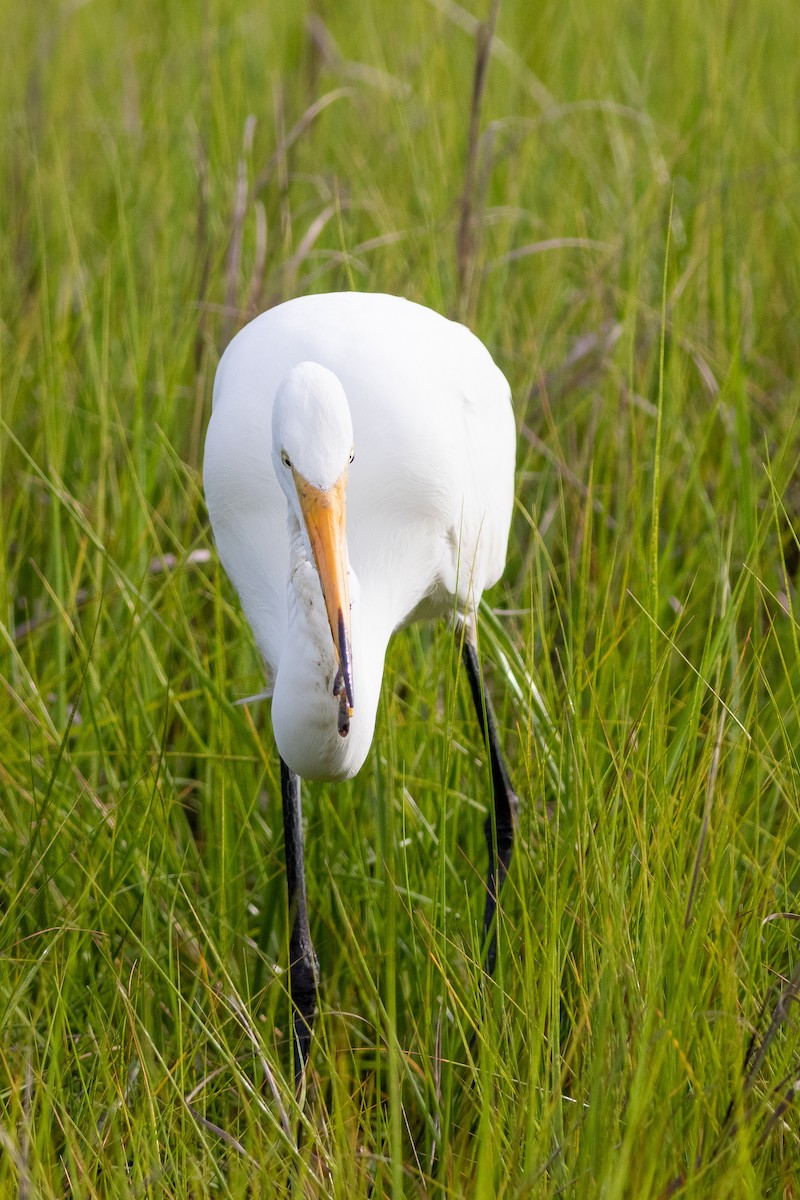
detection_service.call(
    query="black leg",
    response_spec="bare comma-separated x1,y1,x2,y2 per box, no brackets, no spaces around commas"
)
281,758,319,1090
462,638,518,976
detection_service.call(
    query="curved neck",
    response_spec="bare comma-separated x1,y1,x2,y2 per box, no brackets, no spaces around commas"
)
271,517,388,782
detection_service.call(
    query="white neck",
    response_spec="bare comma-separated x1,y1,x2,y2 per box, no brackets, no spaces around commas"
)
271,516,386,782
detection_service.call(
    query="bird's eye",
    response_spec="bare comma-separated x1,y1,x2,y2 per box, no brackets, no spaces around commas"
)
281,449,291,468
349,449,355,464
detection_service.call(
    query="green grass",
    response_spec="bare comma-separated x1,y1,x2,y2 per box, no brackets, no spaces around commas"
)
2,0,800,1195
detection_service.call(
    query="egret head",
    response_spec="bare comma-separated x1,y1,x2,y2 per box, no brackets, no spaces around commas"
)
272,363,355,730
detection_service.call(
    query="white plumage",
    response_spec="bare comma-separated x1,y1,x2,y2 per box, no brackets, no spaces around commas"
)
203,291,515,781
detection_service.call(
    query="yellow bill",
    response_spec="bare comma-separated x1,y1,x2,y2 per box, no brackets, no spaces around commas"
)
294,470,354,731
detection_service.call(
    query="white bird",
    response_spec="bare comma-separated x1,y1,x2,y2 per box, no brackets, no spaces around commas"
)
204,291,518,1087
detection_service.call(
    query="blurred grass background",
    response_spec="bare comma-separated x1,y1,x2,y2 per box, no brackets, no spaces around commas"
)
1,0,799,1195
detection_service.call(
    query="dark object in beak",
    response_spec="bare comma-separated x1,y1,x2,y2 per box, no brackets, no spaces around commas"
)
337,691,351,737
337,610,354,711
333,616,354,739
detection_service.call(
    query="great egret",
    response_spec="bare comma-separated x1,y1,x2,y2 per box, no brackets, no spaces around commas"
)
203,291,518,1087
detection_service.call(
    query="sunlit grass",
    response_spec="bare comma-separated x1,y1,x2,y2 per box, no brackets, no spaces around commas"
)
1,0,799,1195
